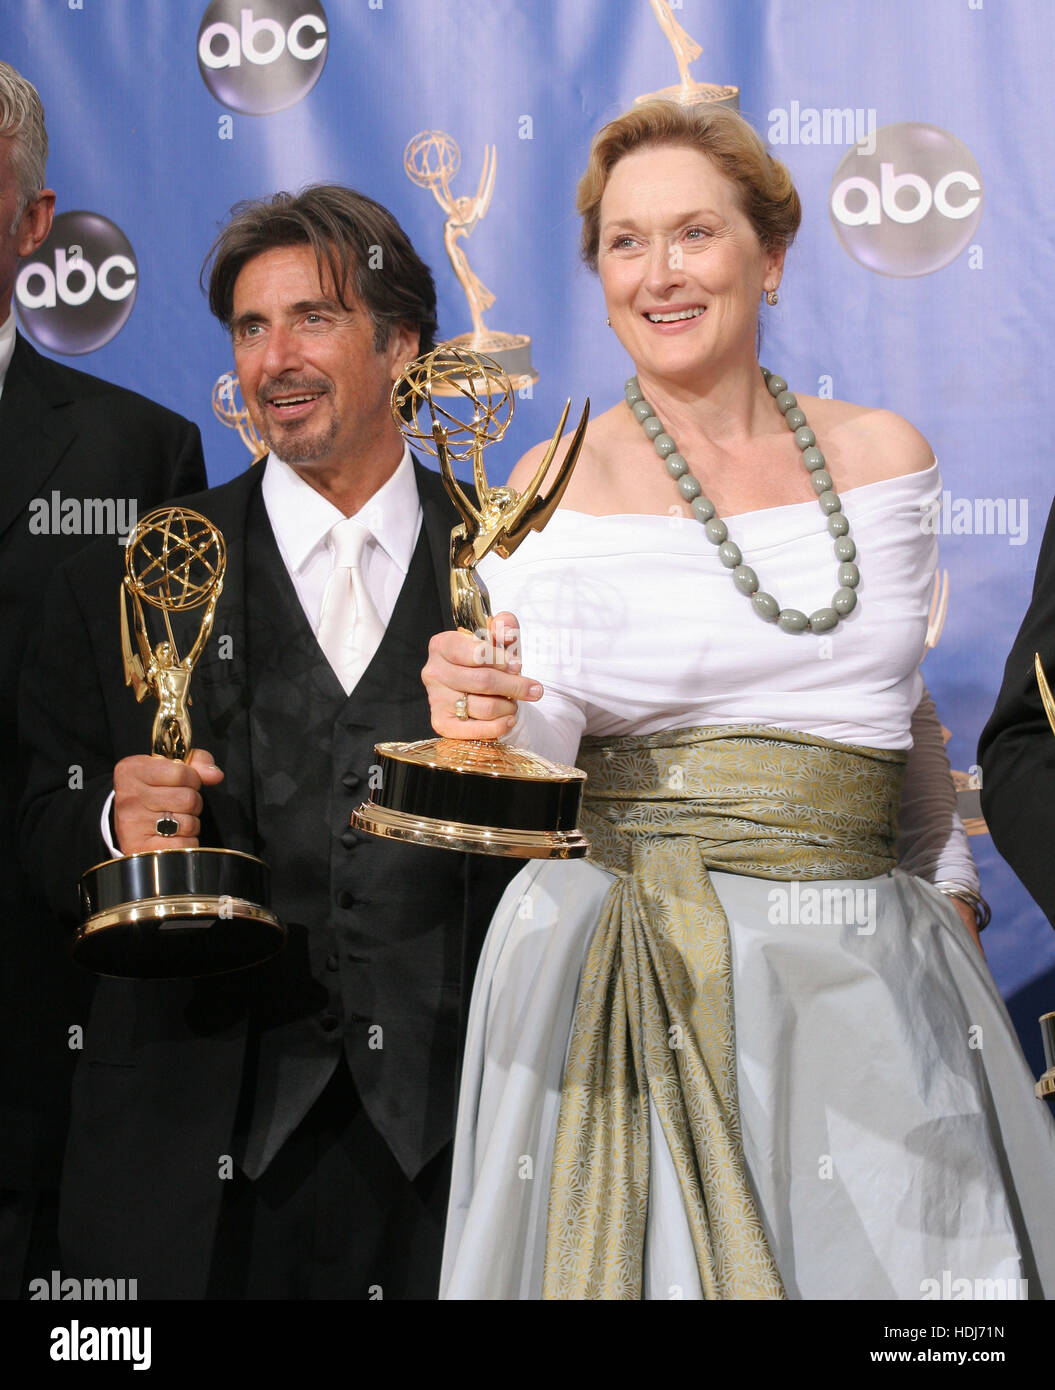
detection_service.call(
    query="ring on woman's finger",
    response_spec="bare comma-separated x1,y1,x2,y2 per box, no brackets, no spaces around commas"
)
155,815,180,838
454,694,470,721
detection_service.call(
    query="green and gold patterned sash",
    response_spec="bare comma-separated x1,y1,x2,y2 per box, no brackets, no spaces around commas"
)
542,724,906,1300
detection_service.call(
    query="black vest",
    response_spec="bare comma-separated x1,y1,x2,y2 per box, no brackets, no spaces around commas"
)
234,487,468,1180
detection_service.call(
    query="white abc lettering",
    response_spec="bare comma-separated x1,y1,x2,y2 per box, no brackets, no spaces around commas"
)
933,169,982,220
97,253,137,302
833,166,981,228
16,263,54,310
287,13,327,60
56,247,95,305
199,20,240,68
16,251,135,309
879,163,931,224
241,8,286,65
831,175,880,226
199,10,326,68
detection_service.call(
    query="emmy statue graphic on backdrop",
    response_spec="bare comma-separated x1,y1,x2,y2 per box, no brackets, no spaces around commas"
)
75,506,285,977
354,346,590,857
636,0,739,109
404,130,537,394
212,371,267,463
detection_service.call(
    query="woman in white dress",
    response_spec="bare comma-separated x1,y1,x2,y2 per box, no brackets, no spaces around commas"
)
423,100,1055,1299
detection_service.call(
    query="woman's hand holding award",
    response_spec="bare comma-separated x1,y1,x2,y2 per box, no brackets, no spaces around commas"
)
75,507,285,977
353,347,591,857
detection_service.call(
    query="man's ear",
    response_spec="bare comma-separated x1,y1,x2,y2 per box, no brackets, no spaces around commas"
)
17,188,55,258
387,321,421,380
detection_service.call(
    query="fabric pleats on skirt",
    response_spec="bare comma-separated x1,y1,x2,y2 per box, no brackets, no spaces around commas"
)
441,860,1055,1299
544,726,905,1299
440,726,1055,1300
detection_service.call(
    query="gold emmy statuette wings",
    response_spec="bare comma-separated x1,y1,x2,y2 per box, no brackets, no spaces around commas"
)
432,396,591,572
403,129,538,389
1036,653,1055,738
352,344,591,859
78,503,284,978
120,579,149,702
122,507,226,760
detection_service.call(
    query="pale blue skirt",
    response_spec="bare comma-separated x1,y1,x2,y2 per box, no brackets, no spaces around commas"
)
441,863,1055,1300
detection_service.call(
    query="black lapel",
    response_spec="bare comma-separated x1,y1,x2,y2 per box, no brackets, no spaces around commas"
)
0,334,79,542
170,464,263,853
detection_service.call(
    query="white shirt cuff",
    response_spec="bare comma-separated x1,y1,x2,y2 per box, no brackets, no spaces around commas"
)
100,789,122,858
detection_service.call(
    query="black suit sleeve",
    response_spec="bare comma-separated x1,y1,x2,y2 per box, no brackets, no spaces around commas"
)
166,419,208,498
17,553,144,930
978,495,1055,927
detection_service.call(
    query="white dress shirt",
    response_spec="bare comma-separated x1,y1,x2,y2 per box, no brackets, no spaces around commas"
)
260,446,421,630
101,446,422,854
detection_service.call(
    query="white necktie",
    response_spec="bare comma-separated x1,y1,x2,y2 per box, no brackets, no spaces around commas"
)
316,517,386,694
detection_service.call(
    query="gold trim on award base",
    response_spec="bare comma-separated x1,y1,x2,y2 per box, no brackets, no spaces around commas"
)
636,0,739,109
74,507,285,978
353,348,590,858
404,130,538,392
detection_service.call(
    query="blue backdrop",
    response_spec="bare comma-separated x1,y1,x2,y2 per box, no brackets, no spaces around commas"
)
7,0,1055,1072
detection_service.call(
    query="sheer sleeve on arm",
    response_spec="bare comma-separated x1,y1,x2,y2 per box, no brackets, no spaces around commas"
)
896,683,980,892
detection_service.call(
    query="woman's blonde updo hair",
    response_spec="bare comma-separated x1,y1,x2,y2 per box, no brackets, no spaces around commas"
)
577,100,802,269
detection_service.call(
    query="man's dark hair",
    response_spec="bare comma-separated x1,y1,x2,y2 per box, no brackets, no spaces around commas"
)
203,184,438,367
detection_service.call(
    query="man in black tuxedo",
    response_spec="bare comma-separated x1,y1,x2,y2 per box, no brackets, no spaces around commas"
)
0,60,206,1299
979,499,1055,925
19,184,517,1298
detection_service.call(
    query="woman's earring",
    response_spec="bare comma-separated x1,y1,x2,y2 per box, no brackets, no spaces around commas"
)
606,316,611,326
765,289,779,307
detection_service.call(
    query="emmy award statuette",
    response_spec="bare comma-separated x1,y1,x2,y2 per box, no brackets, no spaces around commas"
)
353,347,590,858
75,507,285,978
212,371,267,463
636,0,739,109
404,130,537,393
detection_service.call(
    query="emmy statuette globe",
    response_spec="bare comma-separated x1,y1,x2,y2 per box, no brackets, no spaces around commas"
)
353,347,591,858
75,507,285,978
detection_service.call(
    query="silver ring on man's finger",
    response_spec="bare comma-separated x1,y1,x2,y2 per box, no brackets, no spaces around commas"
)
454,694,470,721
155,815,180,838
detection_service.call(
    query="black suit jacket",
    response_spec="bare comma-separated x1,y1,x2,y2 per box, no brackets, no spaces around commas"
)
1,331,206,1191
979,496,1055,926
17,457,513,1296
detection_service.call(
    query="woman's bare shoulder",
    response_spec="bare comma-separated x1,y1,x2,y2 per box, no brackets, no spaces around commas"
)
796,395,935,484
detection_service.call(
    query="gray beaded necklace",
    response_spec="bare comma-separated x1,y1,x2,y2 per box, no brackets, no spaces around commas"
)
626,369,860,633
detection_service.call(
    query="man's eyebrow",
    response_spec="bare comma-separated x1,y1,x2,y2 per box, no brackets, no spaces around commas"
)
289,297,346,315
230,297,347,333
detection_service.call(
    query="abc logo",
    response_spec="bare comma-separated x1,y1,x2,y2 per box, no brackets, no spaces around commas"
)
197,0,328,115
830,123,983,277
16,210,137,355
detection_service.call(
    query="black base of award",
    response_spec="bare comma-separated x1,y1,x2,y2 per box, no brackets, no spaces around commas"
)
353,738,589,858
75,847,285,979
